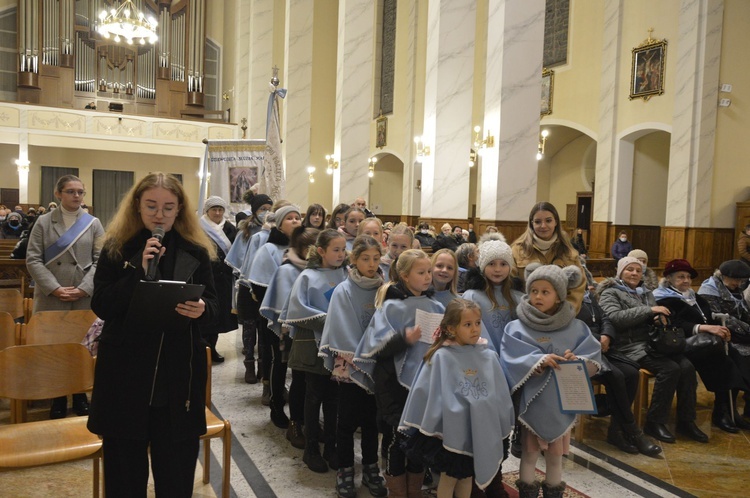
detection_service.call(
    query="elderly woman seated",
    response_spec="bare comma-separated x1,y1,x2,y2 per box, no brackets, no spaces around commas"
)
654,259,749,432
598,257,707,444
698,260,750,421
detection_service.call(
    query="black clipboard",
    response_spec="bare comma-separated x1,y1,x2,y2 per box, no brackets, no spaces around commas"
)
125,280,206,331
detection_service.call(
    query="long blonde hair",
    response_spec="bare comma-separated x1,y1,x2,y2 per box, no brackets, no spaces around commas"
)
101,172,217,260
375,249,430,308
424,299,481,363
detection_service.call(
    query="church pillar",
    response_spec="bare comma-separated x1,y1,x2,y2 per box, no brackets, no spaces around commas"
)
248,0,276,140
283,0,315,206
419,0,476,219
332,0,377,207
479,0,545,223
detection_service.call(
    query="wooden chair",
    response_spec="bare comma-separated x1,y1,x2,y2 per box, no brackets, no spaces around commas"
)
574,379,604,442
0,343,101,497
634,369,655,426
22,298,32,323
21,309,98,345
201,346,231,498
0,311,18,350
0,289,24,321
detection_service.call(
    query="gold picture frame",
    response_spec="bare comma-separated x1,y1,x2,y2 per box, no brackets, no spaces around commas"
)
541,69,554,116
629,36,667,101
376,115,387,149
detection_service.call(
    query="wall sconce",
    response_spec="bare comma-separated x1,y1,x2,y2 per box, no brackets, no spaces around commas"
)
368,157,377,178
468,150,477,168
15,158,30,173
307,165,316,183
325,154,339,174
536,129,549,160
414,136,430,162
473,126,495,150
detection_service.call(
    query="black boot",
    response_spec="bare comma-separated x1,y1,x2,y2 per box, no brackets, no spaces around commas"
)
676,420,709,443
606,422,638,454
712,403,739,433
733,410,750,430
510,424,522,458
644,420,676,443
270,405,289,428
622,423,662,457
50,396,67,419
72,393,89,416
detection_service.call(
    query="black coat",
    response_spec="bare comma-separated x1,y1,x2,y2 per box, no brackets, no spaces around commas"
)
88,229,218,441
200,222,238,336
431,233,460,253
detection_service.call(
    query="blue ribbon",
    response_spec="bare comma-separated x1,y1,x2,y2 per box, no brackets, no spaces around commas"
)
265,87,287,139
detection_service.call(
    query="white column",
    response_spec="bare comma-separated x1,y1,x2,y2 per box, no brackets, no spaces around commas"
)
420,0,476,218
17,134,30,203
233,0,251,132
248,0,275,140
479,0,545,222
333,0,377,207
665,0,723,227
283,0,314,206
593,0,624,223
400,0,420,216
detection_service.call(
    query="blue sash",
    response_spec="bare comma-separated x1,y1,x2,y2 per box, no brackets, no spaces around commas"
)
44,212,96,265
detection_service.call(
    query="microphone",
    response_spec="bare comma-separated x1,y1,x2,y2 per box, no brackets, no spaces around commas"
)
145,227,165,281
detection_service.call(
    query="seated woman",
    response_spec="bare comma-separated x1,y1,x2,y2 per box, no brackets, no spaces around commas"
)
598,257,707,444
698,260,750,420
653,259,749,432
577,290,661,456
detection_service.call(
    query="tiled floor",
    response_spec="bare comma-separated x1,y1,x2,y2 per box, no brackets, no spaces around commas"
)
2,329,749,497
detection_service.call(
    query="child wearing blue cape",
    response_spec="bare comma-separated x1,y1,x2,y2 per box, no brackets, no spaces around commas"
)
319,235,388,498
399,299,515,498
501,264,602,498
353,249,445,498
430,248,459,308
379,224,415,282
281,229,348,473
259,226,320,443
248,204,301,412
225,192,272,384
462,239,523,353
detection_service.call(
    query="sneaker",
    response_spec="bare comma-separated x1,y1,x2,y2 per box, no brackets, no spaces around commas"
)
286,421,306,449
303,448,329,473
336,467,357,498
361,463,388,497
261,381,271,406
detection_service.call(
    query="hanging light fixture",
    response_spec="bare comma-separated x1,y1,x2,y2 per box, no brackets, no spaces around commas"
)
98,0,158,45
536,129,549,161
368,157,377,178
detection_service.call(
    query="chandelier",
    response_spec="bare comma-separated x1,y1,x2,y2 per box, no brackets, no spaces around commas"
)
98,0,158,45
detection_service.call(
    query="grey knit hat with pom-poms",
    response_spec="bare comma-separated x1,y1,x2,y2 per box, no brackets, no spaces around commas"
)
478,240,514,273
203,196,228,214
524,263,582,300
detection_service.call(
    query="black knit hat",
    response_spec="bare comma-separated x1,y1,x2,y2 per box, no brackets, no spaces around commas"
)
250,194,273,214
719,260,750,279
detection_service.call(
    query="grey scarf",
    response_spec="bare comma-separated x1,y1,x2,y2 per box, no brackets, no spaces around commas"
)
516,296,576,332
348,267,384,290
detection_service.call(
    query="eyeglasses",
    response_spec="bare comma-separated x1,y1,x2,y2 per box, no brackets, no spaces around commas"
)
141,204,178,218
62,190,86,197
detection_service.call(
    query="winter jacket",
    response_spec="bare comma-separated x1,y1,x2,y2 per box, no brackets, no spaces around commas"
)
739,232,750,265
197,222,238,336
597,278,656,362
415,232,436,248
698,272,750,347
431,233,460,253
610,239,633,262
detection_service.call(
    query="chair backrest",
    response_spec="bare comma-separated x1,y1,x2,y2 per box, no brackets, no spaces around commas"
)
205,346,212,405
24,309,98,345
0,343,95,400
0,289,23,320
0,311,18,350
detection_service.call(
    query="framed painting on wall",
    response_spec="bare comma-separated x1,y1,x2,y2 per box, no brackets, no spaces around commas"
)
376,115,387,149
541,69,554,116
629,35,667,101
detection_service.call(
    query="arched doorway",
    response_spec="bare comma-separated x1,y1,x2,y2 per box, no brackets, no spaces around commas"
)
368,152,404,217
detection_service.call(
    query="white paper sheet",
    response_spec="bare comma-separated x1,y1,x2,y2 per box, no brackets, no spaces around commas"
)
552,360,597,414
414,309,444,344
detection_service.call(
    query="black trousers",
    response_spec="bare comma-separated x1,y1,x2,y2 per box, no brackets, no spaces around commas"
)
237,285,262,370
289,368,307,423
304,372,338,451
638,353,697,425
102,406,199,498
381,424,422,477
598,357,639,428
268,327,288,410
337,382,379,468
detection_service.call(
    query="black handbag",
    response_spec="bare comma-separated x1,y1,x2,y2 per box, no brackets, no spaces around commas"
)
647,315,686,355
684,332,725,360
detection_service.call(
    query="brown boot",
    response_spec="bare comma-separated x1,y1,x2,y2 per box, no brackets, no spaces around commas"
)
541,480,566,498
244,359,258,384
384,473,408,498
515,480,541,498
406,471,424,498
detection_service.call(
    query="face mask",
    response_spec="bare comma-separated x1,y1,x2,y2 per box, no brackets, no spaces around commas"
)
0,216,5,222
620,237,627,242
256,212,267,223
9,220,19,227
420,229,428,234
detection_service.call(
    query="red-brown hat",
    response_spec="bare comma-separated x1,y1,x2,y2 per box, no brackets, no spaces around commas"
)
663,259,697,278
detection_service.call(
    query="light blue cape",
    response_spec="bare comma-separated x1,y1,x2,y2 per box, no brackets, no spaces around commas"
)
463,288,523,352
259,262,302,337
248,242,286,287
399,343,515,489
432,288,457,308
319,277,379,392
354,296,445,389
281,267,347,342
238,229,270,286
501,318,601,442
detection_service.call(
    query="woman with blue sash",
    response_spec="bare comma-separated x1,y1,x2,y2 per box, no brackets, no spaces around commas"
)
198,196,238,363
26,174,104,419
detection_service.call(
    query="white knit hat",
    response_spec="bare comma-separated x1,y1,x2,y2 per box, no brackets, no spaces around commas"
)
273,205,301,225
203,196,228,214
616,256,643,279
478,240,514,273
525,263,581,300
